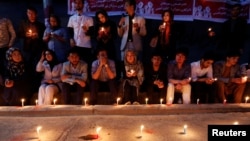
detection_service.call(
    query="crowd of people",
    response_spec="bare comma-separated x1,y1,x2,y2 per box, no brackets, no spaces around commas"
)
0,0,249,106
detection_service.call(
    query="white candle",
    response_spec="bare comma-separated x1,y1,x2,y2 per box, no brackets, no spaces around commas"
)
21,98,25,107
96,127,102,137
84,98,88,106
245,96,249,103
116,97,120,105
140,125,144,137
35,99,38,106
36,126,42,139
223,99,227,105
160,98,163,105
197,98,200,105
183,125,187,134
53,98,57,105
167,97,172,105
145,98,148,105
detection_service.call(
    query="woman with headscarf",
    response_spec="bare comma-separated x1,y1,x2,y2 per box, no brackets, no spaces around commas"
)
2,47,32,106
36,49,62,105
118,49,144,105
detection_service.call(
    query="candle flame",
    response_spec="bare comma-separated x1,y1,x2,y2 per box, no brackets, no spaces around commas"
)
96,127,102,135
84,98,88,102
184,124,187,129
21,98,25,102
208,27,212,31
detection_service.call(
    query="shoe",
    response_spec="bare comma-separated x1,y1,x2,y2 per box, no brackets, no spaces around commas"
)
133,101,140,105
124,101,131,105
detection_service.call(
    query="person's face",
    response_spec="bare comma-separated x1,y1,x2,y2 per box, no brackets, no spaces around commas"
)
74,0,84,11
45,51,53,61
201,59,213,68
12,50,22,63
98,50,108,60
27,9,37,23
124,2,135,15
126,51,136,64
227,56,239,66
175,53,186,64
231,6,241,18
98,13,107,23
151,56,162,66
163,12,171,22
49,17,58,27
68,53,80,65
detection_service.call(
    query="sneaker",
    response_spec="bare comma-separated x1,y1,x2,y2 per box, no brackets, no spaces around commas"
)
133,101,140,105
125,101,131,105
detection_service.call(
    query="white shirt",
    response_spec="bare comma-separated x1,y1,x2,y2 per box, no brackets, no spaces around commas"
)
191,60,213,82
67,14,93,48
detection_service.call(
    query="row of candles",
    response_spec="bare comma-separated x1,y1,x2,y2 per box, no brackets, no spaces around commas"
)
19,95,250,107
35,120,243,140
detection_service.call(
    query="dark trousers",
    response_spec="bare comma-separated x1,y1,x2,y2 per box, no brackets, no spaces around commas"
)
214,81,246,103
122,81,138,104
90,79,117,105
2,80,32,106
191,82,215,104
61,82,85,105
0,47,8,75
146,85,166,104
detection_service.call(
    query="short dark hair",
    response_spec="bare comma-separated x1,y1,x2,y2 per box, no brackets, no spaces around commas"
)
68,48,80,57
202,50,215,61
27,6,37,14
125,0,136,10
175,47,189,57
226,50,241,58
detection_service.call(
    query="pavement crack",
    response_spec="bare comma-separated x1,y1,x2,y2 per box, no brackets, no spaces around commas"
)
56,118,80,141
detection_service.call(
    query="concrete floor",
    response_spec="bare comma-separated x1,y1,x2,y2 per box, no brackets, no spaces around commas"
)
0,104,250,141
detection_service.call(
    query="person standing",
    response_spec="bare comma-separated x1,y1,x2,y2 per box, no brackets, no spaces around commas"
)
117,0,147,61
43,14,69,63
0,17,16,77
67,0,94,66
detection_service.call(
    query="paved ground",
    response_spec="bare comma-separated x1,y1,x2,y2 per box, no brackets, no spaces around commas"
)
0,104,250,141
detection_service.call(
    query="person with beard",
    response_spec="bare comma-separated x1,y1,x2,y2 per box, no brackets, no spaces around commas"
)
2,48,32,106
36,49,62,105
43,14,69,63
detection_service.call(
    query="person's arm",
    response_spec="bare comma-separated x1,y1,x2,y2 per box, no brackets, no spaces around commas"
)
7,19,16,47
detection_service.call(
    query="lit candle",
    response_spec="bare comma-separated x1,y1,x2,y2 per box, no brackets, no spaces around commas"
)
208,27,212,32
96,127,102,138
145,98,148,105
245,96,249,104
163,22,166,27
160,98,163,105
36,126,42,139
197,98,200,105
140,125,144,137
84,98,88,106
188,77,191,81
53,98,57,105
223,99,227,105
213,77,217,81
101,27,104,32
21,98,25,107
35,99,38,106
116,97,120,105
130,69,135,74
183,124,187,134
242,76,248,82
132,19,135,23
233,121,239,125
28,29,32,33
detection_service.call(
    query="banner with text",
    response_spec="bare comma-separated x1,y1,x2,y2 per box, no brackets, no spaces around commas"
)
67,0,250,23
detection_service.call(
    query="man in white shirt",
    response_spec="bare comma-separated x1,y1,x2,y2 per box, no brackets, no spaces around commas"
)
190,51,215,104
67,0,93,66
